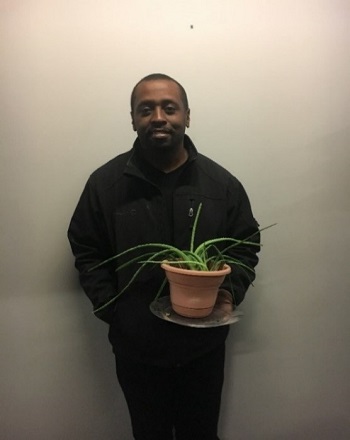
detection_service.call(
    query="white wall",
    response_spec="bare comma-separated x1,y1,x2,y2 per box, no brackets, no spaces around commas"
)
1,1,349,439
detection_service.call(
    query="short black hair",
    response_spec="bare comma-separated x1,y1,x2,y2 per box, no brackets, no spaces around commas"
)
130,73,189,112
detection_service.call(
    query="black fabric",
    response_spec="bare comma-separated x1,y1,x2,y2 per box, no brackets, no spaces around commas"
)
68,135,260,366
133,150,189,239
115,344,225,440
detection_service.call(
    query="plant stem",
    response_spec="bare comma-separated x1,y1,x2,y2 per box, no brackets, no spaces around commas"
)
190,202,202,253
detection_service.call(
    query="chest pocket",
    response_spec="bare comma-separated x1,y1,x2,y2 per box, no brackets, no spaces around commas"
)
172,194,227,250
113,201,164,250
113,200,168,287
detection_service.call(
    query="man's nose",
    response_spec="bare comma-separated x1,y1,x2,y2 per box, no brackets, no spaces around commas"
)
151,107,166,123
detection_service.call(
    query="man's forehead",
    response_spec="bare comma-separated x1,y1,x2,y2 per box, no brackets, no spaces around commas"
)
134,80,182,102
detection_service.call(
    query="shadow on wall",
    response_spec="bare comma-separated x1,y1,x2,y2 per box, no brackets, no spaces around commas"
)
268,415,350,440
294,128,350,211
61,252,133,438
279,127,349,215
218,127,350,440
1,245,131,439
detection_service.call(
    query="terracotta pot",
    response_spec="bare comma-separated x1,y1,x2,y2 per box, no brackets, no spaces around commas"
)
161,263,231,318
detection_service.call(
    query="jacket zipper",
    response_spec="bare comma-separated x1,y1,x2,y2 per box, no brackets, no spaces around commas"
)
188,198,194,218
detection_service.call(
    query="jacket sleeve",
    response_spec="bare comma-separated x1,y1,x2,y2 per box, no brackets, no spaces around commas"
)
220,180,261,306
67,178,117,323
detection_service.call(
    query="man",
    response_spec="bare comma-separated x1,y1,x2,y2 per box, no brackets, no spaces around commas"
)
68,73,260,440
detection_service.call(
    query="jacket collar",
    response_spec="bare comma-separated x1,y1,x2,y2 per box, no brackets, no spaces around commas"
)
124,134,198,179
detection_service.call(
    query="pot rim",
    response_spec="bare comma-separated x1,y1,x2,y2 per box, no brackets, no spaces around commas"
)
161,262,231,277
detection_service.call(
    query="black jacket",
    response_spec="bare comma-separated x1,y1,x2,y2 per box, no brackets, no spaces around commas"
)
68,136,260,366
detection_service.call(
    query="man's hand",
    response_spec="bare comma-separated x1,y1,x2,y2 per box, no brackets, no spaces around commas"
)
215,289,235,314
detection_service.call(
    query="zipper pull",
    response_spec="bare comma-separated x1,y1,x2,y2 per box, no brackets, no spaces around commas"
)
188,198,195,217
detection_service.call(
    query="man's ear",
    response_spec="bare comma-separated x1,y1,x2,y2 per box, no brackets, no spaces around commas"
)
186,109,190,128
130,111,136,131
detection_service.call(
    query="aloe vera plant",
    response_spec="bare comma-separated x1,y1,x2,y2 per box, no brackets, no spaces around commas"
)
90,203,274,313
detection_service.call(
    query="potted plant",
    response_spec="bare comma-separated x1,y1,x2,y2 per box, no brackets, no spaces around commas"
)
90,203,274,318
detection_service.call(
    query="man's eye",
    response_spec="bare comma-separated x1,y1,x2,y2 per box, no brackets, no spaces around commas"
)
165,106,176,114
140,107,151,116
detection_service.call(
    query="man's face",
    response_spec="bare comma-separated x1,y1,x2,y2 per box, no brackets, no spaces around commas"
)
131,79,190,151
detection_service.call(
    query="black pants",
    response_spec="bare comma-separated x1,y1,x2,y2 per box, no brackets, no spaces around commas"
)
115,344,225,440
